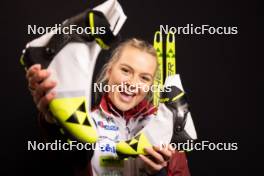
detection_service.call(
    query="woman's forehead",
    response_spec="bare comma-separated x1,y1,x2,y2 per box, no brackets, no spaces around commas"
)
118,46,157,74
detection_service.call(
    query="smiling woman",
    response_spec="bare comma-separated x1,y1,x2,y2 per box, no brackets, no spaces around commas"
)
26,38,191,175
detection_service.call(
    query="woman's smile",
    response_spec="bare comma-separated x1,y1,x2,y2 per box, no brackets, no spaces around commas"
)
117,84,137,103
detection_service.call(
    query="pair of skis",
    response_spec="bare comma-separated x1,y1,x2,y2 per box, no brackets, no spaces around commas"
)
153,31,176,107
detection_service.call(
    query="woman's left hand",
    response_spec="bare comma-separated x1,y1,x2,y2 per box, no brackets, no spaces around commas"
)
139,145,174,175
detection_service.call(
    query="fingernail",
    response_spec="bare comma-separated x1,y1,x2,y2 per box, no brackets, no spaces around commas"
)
35,64,41,69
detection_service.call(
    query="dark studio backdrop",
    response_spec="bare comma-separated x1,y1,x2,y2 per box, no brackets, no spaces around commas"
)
1,0,260,175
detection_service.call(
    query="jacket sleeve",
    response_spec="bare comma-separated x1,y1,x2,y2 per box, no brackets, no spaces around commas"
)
167,151,191,176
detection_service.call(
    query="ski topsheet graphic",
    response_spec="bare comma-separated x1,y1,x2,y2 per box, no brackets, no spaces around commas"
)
166,32,176,77
153,31,177,106
153,31,163,107
20,0,127,143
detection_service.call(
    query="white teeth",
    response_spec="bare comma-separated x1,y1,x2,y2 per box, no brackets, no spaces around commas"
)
119,85,136,96
125,91,136,96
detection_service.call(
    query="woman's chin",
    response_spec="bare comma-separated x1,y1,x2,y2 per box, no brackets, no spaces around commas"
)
115,102,134,112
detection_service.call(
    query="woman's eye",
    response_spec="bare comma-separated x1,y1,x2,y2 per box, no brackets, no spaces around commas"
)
141,76,151,82
121,68,129,73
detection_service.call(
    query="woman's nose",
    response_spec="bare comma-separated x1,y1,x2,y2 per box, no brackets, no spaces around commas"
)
125,76,139,91
126,76,138,87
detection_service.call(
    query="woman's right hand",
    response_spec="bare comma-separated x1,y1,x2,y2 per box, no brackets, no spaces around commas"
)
26,64,57,119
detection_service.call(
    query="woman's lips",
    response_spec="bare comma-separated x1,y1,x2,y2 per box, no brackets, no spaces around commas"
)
119,91,136,103
116,84,137,103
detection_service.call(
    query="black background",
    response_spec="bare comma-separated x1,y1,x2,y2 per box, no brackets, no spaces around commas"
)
1,0,260,175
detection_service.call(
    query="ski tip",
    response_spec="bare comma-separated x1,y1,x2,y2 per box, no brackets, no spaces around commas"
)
166,31,175,43
154,31,162,43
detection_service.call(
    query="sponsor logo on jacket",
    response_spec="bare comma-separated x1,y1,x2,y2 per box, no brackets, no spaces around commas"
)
100,143,116,153
97,121,119,131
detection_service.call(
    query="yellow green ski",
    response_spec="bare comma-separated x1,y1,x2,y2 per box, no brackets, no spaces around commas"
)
166,32,176,77
153,31,176,106
153,31,163,107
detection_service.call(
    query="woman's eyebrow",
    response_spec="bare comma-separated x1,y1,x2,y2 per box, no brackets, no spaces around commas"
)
120,63,153,78
139,70,154,78
120,63,133,70
141,73,153,79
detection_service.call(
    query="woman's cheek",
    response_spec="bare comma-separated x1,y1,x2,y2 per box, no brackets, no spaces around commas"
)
138,84,152,101
140,83,151,94
114,71,129,84
138,87,149,99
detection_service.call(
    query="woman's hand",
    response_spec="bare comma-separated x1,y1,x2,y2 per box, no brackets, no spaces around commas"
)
139,145,175,175
26,64,57,121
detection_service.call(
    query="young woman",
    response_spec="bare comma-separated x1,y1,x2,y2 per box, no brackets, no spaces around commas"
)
26,39,190,176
